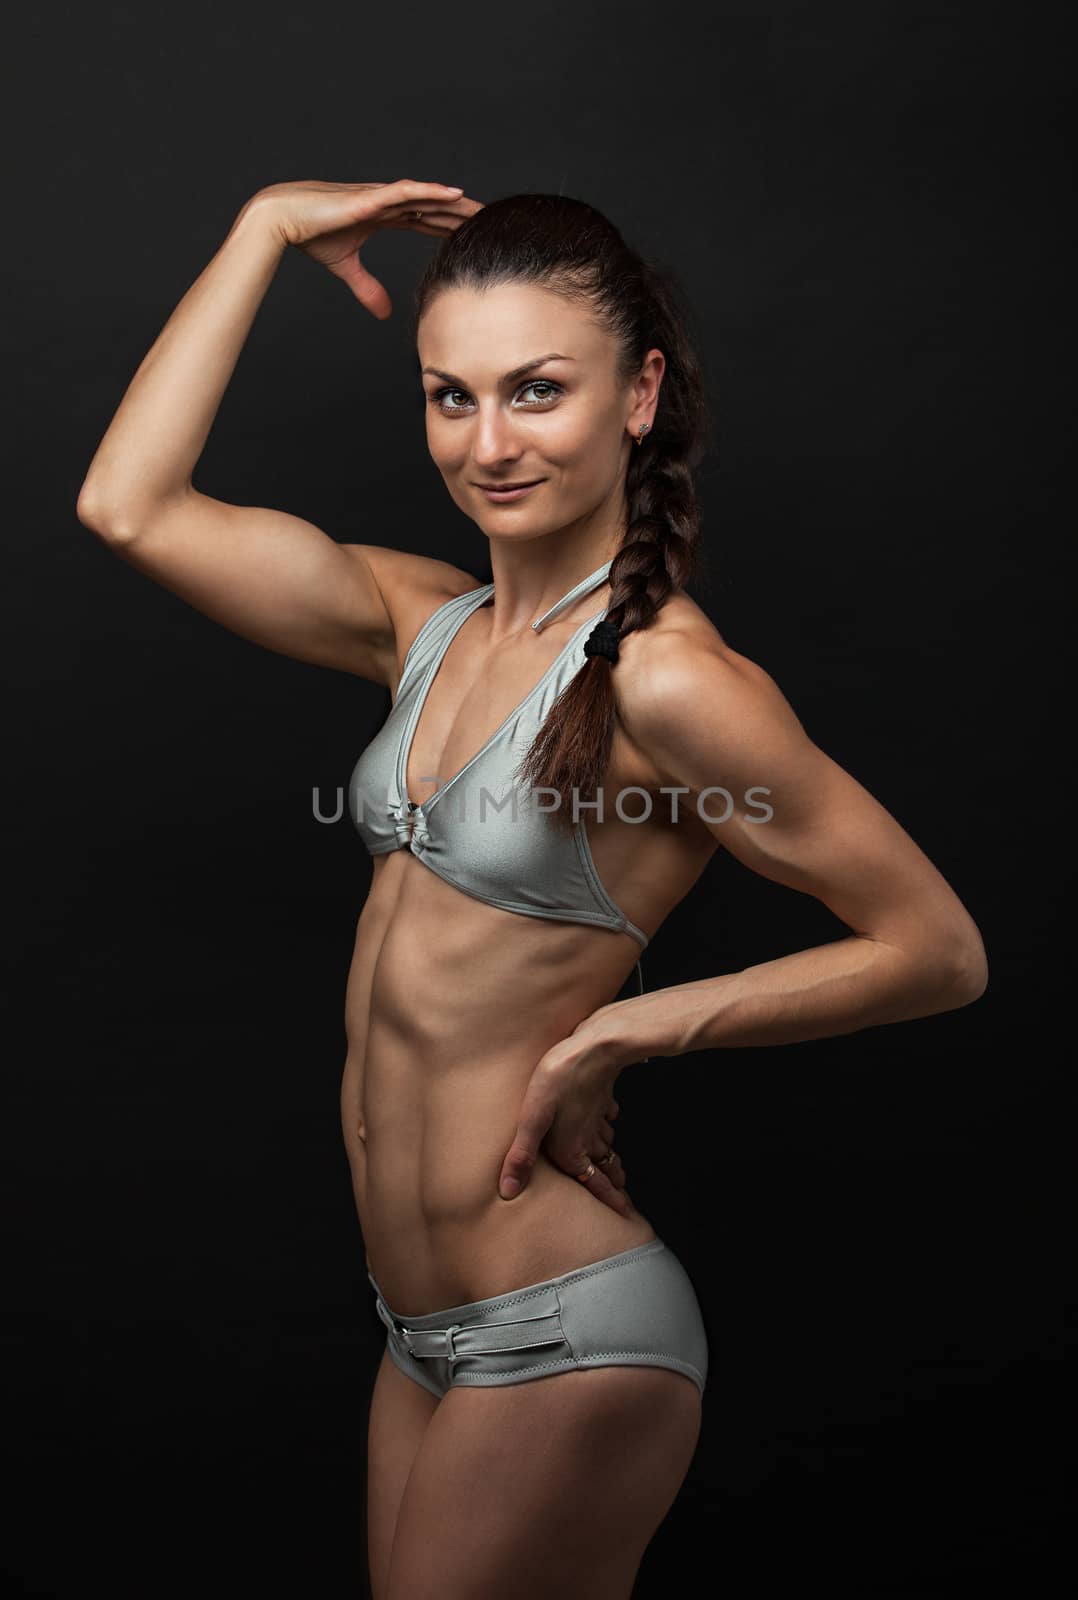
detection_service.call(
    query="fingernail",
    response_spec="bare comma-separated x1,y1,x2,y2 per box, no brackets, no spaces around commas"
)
445,185,463,193
500,1177,521,1199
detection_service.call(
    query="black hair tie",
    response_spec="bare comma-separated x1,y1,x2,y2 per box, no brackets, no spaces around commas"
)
583,618,621,665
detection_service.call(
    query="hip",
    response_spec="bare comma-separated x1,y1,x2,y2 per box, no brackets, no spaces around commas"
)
369,1235,709,1399
351,1135,658,1314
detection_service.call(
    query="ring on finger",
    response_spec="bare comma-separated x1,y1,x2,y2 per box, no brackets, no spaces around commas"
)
596,1149,617,1168
575,1160,596,1183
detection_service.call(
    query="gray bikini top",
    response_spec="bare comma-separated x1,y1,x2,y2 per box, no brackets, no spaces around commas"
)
348,558,647,996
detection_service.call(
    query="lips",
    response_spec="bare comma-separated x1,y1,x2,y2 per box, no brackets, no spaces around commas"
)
475,479,545,503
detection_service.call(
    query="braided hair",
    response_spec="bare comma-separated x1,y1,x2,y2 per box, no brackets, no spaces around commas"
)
411,193,712,830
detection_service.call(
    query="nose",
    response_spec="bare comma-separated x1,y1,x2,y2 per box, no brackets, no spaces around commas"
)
469,406,526,472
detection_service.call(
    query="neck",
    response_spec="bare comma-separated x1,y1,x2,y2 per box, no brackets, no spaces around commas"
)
484,541,620,641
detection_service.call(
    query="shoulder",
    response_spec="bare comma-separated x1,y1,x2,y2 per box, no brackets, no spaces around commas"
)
613,589,781,734
342,545,486,673
612,590,811,788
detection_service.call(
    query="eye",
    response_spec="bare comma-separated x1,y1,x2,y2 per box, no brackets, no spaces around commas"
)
521,380,561,405
429,379,564,415
431,387,470,414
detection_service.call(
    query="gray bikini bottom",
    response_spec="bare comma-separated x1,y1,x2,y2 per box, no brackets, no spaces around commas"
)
368,1236,708,1400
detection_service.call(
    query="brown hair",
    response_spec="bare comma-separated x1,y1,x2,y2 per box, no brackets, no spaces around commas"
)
411,193,712,829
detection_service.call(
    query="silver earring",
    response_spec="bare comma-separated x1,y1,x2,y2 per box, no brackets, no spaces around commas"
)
636,423,650,445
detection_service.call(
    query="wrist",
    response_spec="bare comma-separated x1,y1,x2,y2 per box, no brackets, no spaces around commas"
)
225,192,289,257
582,998,656,1072
587,977,739,1065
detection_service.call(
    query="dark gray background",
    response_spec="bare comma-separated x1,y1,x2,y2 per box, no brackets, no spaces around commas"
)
3,1,1067,1594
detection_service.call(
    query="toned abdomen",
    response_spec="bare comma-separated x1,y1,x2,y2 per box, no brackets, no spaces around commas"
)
339,856,656,1316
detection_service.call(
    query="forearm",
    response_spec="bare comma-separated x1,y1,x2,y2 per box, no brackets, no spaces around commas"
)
77,196,285,529
613,935,984,1060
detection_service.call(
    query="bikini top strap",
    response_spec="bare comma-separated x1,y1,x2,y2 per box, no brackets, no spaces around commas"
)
531,560,614,633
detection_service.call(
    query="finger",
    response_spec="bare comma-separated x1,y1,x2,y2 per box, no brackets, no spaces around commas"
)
383,202,478,234
381,219,458,239
499,1140,536,1200
593,1147,626,1190
377,197,483,229
382,177,469,200
404,195,482,213
607,1099,620,1120
373,183,472,221
384,207,466,222
381,211,470,239
499,1076,558,1200
333,254,393,319
598,1117,615,1142
578,1165,629,1216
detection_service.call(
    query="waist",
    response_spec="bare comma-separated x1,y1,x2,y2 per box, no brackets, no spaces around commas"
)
362,1158,657,1313
361,1038,583,1216
355,1042,654,1310
347,886,653,1307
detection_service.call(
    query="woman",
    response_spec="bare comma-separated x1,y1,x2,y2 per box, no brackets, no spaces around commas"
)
77,177,988,1598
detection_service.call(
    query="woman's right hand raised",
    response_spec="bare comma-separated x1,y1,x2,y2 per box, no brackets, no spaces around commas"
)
248,177,483,319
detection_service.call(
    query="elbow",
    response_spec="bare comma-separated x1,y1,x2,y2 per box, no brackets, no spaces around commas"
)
75,483,139,544
941,930,989,1008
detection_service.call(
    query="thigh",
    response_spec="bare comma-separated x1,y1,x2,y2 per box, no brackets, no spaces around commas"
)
385,1365,702,1600
367,1347,440,1600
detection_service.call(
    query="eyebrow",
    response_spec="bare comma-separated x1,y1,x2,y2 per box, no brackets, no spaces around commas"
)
420,353,576,386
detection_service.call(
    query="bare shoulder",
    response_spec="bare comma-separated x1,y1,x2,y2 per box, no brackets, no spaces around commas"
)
611,587,813,798
342,545,486,681
614,589,784,736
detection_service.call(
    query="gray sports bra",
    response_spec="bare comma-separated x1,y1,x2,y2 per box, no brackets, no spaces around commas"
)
348,557,647,997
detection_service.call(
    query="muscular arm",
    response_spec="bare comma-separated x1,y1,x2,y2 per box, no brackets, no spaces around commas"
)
75,195,476,682
605,632,989,1059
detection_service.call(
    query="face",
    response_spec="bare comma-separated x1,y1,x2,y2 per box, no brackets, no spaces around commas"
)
417,282,663,541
